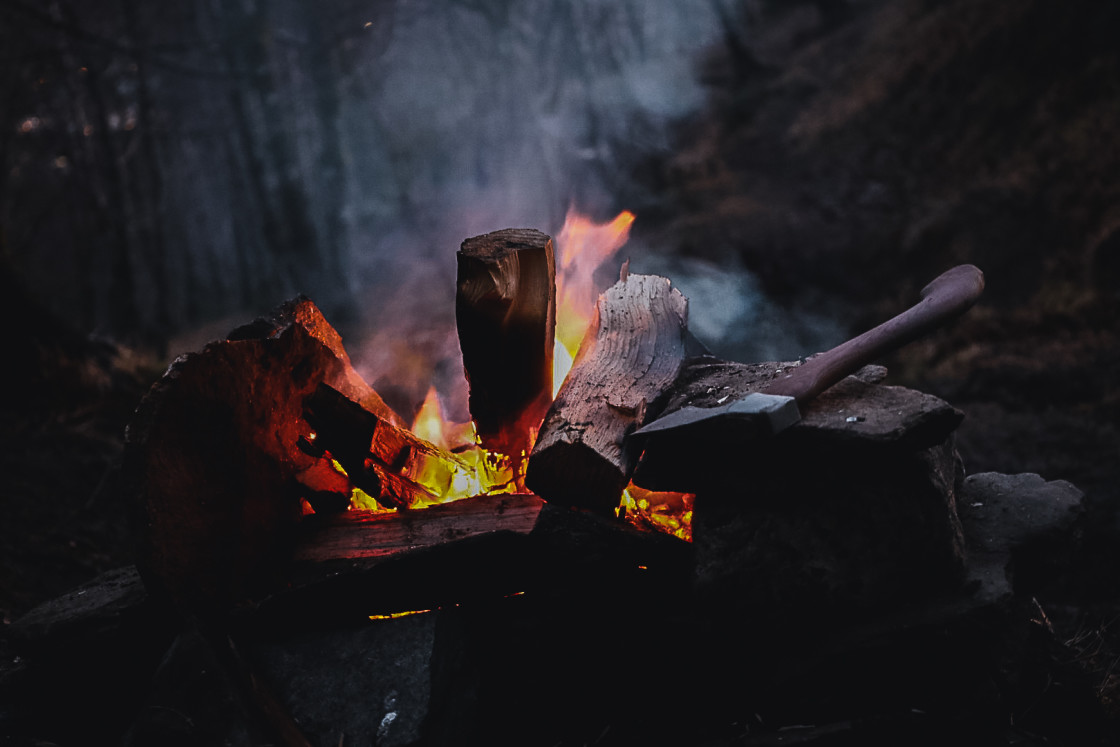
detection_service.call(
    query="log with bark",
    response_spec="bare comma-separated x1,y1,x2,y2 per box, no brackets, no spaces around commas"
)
121,297,406,614
456,228,556,474
526,270,690,514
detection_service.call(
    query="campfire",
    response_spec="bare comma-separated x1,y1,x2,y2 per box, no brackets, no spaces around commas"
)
9,214,1096,746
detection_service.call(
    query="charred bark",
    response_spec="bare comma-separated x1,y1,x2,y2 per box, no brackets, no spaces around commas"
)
456,228,556,471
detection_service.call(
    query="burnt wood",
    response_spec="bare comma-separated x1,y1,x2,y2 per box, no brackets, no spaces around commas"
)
304,383,478,511
526,272,689,514
293,493,544,565
456,229,556,470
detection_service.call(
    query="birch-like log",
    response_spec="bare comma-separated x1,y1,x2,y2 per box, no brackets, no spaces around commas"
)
526,271,689,514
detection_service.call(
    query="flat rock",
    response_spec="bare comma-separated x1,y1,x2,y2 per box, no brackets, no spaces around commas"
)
634,359,963,493
957,472,1084,601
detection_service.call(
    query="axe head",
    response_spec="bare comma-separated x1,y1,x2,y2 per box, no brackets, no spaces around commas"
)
631,392,802,440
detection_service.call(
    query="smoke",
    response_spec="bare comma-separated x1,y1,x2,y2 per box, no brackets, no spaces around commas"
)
631,251,849,365
3,0,740,420
344,0,727,417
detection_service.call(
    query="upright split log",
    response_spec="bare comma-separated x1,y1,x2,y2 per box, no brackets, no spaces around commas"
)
456,229,556,469
526,271,689,514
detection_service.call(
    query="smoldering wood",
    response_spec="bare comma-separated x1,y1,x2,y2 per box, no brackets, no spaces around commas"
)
530,501,693,585
7,478,1096,746
302,383,454,510
120,297,396,614
292,493,545,565
526,272,689,514
256,494,692,633
456,228,556,463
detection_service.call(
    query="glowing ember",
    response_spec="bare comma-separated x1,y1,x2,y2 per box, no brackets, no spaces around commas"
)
619,485,694,542
344,386,516,512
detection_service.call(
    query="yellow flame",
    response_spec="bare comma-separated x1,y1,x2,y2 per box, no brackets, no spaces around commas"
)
411,386,446,447
334,385,515,511
552,207,635,391
336,205,694,540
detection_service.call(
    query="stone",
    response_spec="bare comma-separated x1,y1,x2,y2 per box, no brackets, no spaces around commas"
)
956,472,1084,601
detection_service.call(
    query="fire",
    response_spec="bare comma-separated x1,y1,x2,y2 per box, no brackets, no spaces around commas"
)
411,385,472,452
619,485,694,542
346,386,516,512
411,387,519,499
343,205,693,541
553,208,635,392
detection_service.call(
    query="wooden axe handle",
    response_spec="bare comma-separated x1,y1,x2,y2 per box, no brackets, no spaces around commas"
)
763,264,985,403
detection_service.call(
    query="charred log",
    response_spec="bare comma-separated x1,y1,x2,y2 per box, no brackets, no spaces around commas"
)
456,228,556,470
303,383,473,511
292,493,544,566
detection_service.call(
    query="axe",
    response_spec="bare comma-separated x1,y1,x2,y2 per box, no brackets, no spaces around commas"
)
630,264,985,442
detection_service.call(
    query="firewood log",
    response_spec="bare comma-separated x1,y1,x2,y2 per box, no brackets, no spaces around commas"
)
456,228,556,469
229,294,403,427
121,297,402,615
293,493,545,565
526,271,689,514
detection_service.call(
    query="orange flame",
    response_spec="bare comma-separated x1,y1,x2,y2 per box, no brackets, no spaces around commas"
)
344,206,694,542
411,385,474,452
345,386,515,512
553,208,635,393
